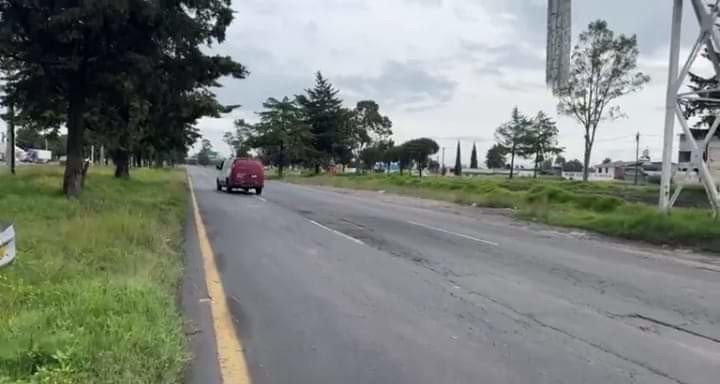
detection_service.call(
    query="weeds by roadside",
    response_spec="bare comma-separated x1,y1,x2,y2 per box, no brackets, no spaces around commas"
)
0,166,187,383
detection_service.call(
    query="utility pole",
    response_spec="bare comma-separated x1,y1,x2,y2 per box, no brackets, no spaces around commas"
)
635,132,640,185
659,0,683,212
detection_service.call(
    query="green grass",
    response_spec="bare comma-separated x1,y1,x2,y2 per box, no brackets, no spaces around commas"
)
0,166,188,383
284,174,720,252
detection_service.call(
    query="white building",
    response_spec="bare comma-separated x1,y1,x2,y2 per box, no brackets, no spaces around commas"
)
676,129,720,184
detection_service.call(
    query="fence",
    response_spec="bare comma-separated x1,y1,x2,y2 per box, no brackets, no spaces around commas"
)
0,223,16,269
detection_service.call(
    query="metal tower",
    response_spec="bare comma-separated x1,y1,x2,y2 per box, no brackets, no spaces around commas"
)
659,0,720,216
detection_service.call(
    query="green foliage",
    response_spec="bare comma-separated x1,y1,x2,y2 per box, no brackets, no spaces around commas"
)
296,72,348,169
402,138,439,177
359,146,384,172
495,107,533,178
527,111,563,177
485,144,507,169
558,20,650,181
351,100,393,147
197,139,214,166
246,97,312,176
0,0,246,194
0,166,187,383
563,159,584,172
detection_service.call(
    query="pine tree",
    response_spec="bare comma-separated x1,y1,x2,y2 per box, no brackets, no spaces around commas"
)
495,107,532,179
297,72,347,173
454,141,462,176
470,142,479,169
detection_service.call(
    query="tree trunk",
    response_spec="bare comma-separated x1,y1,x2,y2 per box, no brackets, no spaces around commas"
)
533,155,539,178
509,147,516,179
63,88,86,198
114,149,130,178
418,165,423,178
314,164,320,175
582,149,591,182
582,138,593,182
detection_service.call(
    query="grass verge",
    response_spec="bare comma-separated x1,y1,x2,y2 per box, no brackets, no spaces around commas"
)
284,174,720,253
0,166,188,383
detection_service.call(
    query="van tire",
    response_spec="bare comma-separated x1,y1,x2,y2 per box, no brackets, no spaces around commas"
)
225,179,232,193
255,187,263,196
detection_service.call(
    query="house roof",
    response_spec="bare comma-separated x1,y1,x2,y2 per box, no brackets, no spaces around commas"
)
594,161,626,168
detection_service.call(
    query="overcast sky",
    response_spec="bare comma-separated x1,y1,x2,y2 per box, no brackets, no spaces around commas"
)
1,0,705,166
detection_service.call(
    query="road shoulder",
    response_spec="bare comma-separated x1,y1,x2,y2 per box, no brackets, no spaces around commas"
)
181,200,222,384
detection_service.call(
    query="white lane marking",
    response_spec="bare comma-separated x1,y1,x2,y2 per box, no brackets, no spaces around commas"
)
255,196,267,203
309,219,365,245
406,220,499,247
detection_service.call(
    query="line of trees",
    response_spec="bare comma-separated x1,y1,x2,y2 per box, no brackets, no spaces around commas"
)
221,72,440,177
491,107,564,178
0,0,245,197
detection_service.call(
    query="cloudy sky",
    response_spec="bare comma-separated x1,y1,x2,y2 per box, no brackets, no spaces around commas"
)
193,1,705,165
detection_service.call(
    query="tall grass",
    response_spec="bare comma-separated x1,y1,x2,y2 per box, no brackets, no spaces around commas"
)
286,174,720,252
0,166,188,383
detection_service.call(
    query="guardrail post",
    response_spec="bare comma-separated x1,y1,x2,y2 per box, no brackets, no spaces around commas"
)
0,223,16,269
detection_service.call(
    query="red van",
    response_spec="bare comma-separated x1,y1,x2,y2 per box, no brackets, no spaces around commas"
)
216,157,265,195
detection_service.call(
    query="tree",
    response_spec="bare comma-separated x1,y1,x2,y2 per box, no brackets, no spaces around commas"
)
224,120,253,157
388,145,412,175
351,100,393,148
297,72,347,173
0,0,245,194
454,141,462,176
15,127,44,149
359,146,383,173
485,144,507,169
541,158,554,171
403,138,439,177
527,111,563,178
470,142,479,169
197,139,214,166
602,158,612,164
558,20,650,181
555,155,567,167
247,97,312,177
381,144,400,173
563,159,584,172
495,107,532,178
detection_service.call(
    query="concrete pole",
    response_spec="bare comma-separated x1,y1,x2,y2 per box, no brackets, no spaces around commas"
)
659,0,684,213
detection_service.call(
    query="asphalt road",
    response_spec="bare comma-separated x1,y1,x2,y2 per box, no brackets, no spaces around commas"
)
185,166,720,384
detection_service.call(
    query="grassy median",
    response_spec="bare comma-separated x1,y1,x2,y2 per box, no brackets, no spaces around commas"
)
285,174,720,252
0,166,187,383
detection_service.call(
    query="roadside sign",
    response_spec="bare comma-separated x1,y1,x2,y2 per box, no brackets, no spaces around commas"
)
0,223,16,269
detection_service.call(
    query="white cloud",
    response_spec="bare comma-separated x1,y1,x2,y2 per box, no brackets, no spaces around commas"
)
196,0,700,166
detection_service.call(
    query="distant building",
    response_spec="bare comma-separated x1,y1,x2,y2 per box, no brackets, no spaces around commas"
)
677,129,720,178
592,161,624,180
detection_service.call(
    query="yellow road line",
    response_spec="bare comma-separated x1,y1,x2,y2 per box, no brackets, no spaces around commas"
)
188,175,251,384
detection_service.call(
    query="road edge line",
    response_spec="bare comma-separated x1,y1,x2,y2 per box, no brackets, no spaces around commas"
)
308,219,365,245
406,220,499,247
188,174,251,384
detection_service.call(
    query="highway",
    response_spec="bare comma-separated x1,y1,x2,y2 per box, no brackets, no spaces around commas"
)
184,166,720,384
